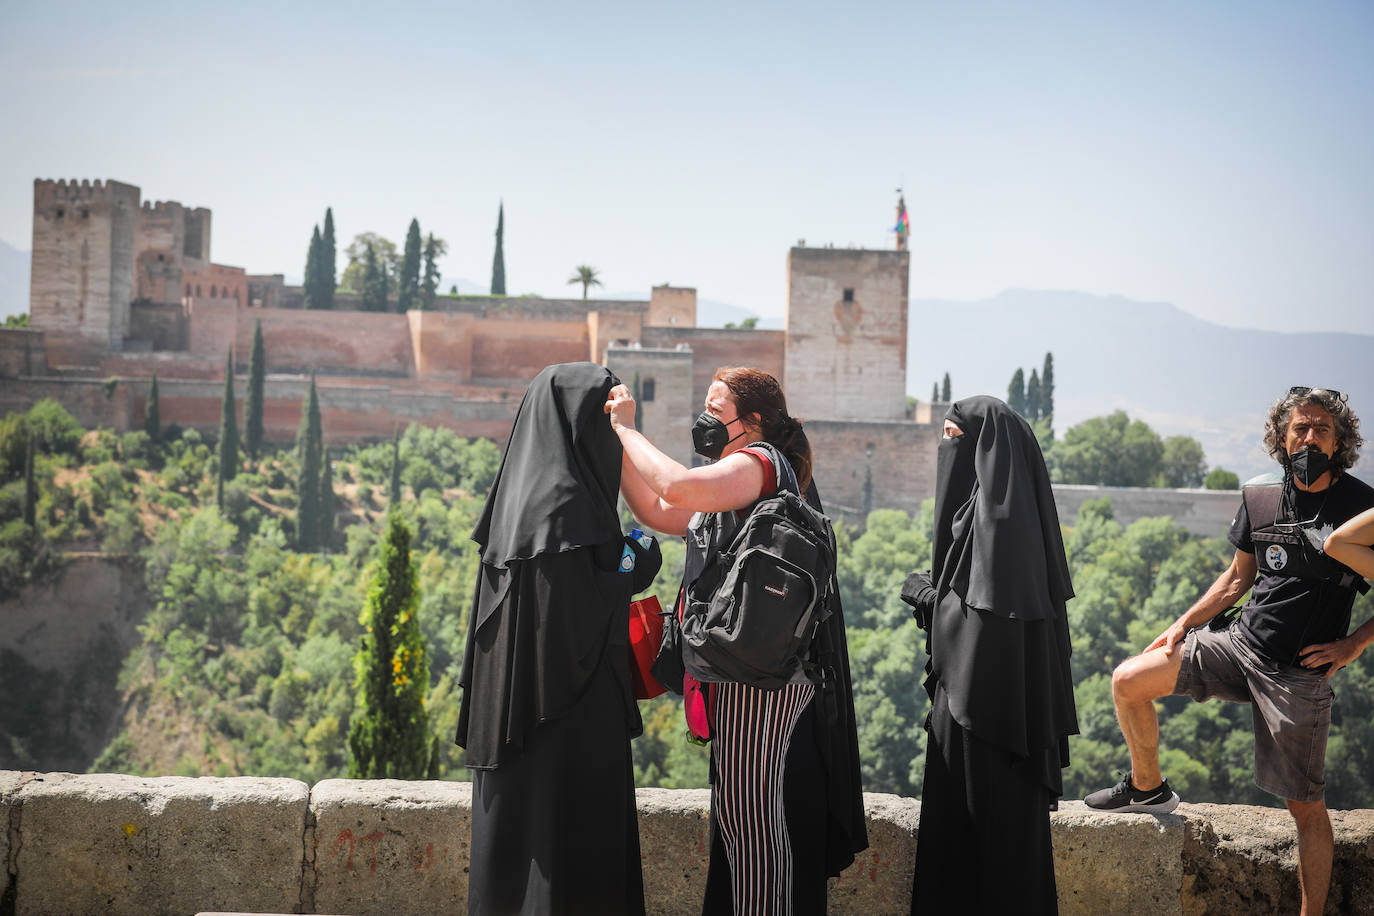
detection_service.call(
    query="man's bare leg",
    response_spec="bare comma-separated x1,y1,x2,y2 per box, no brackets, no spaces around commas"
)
1287,799,1332,916
1111,646,1186,789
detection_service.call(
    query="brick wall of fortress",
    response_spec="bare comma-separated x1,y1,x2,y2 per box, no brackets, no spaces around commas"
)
4,772,1372,916
641,326,786,408
806,419,941,520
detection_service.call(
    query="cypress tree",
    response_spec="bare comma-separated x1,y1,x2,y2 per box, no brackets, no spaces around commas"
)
303,225,322,309
398,218,421,311
217,348,239,507
1026,368,1042,421
1007,367,1026,417
295,377,322,550
23,433,36,529
361,244,383,312
421,234,443,309
1041,352,1055,424
322,208,337,310
244,319,266,463
931,382,939,404
380,258,391,312
490,202,506,296
145,373,160,442
388,427,403,507
941,372,951,403
348,510,435,779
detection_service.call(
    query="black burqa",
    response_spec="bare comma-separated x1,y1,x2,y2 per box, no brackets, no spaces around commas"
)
911,396,1078,916
456,362,646,916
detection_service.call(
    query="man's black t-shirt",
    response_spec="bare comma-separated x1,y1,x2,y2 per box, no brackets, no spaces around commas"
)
1229,472,1374,666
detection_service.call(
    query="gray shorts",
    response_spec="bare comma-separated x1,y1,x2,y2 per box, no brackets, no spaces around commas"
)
1173,625,1334,802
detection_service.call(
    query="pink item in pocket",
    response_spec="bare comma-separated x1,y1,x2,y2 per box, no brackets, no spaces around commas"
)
683,673,713,744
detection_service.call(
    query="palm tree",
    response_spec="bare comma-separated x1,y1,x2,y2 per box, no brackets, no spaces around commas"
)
567,265,602,299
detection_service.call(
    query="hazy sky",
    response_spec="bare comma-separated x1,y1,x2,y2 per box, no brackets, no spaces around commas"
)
2,0,1371,333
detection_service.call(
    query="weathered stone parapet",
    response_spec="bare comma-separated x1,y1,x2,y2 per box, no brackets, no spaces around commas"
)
2,774,1372,915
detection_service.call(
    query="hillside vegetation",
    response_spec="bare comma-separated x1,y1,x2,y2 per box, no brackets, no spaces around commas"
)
2,400,1372,808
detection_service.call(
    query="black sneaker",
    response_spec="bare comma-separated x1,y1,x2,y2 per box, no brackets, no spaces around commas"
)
1084,773,1180,814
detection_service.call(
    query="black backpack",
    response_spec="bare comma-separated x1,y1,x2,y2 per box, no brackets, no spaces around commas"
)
680,443,838,690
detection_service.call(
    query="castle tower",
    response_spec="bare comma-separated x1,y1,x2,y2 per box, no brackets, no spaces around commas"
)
783,247,910,421
646,285,697,327
30,179,141,352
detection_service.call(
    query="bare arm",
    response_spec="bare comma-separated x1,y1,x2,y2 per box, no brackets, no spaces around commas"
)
604,385,765,533
1324,507,1374,579
1147,549,1257,654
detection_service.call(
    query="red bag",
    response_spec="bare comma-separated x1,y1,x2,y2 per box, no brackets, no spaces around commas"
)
628,595,668,700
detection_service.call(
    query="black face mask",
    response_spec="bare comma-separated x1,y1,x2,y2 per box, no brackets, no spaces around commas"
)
692,412,747,460
1288,448,1332,487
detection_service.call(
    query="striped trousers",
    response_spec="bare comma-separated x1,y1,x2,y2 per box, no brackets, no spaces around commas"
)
707,680,818,916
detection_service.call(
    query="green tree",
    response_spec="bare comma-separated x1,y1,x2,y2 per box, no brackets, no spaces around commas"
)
421,233,447,309
217,348,239,505
1204,468,1240,490
296,378,322,551
322,207,337,310
1026,368,1041,421
931,382,939,403
340,233,398,294
359,244,386,312
22,433,36,529
941,372,951,403
567,264,602,299
1157,435,1208,488
303,225,323,309
1040,352,1055,424
348,511,436,779
1007,367,1026,417
490,202,506,296
244,319,266,463
1054,411,1164,487
398,218,422,311
388,428,402,507
145,373,161,442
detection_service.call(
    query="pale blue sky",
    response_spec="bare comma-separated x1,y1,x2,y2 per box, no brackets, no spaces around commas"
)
2,0,1371,333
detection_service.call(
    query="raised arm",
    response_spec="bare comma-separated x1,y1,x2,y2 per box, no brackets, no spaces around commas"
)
1324,507,1374,580
605,385,764,535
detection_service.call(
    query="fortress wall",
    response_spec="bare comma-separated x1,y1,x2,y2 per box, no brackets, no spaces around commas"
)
0,328,45,378
1053,484,1241,537
407,310,474,381
640,327,787,410
646,285,697,328
469,316,587,384
605,347,696,469
588,309,646,363
126,301,189,351
3,773,1371,916
0,378,135,432
806,419,941,522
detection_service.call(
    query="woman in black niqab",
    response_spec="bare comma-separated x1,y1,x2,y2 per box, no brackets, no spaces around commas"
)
907,395,1078,915
457,362,653,916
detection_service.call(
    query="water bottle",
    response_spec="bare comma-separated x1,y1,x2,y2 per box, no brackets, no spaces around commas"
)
620,527,653,573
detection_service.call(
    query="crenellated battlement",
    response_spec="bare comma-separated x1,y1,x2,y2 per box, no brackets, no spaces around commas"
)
140,199,187,213
34,177,140,207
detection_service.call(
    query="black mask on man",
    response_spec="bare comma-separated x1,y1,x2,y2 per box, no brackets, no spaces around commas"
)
1288,448,1332,487
692,412,747,460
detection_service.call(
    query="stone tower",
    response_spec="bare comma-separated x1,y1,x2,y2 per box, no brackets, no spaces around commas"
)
783,247,910,421
29,179,141,352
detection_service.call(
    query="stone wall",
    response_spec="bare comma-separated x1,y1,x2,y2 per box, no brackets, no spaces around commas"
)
1053,483,1241,537
126,301,189,351
806,418,941,522
605,346,696,469
0,329,44,379
784,247,909,422
3,773,1371,916
640,326,787,412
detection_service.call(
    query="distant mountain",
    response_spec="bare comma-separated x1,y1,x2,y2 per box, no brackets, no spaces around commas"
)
906,290,1374,481
0,239,29,320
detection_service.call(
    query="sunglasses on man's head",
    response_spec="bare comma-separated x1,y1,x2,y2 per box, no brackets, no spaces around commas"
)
1288,386,1346,403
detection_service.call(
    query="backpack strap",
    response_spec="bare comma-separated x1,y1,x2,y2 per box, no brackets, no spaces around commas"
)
744,441,800,496
1242,481,1286,529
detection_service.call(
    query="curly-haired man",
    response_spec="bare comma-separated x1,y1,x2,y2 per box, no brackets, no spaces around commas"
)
1085,387,1372,916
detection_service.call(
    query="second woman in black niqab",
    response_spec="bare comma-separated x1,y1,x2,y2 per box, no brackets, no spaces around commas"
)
905,395,1078,915
456,362,655,916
